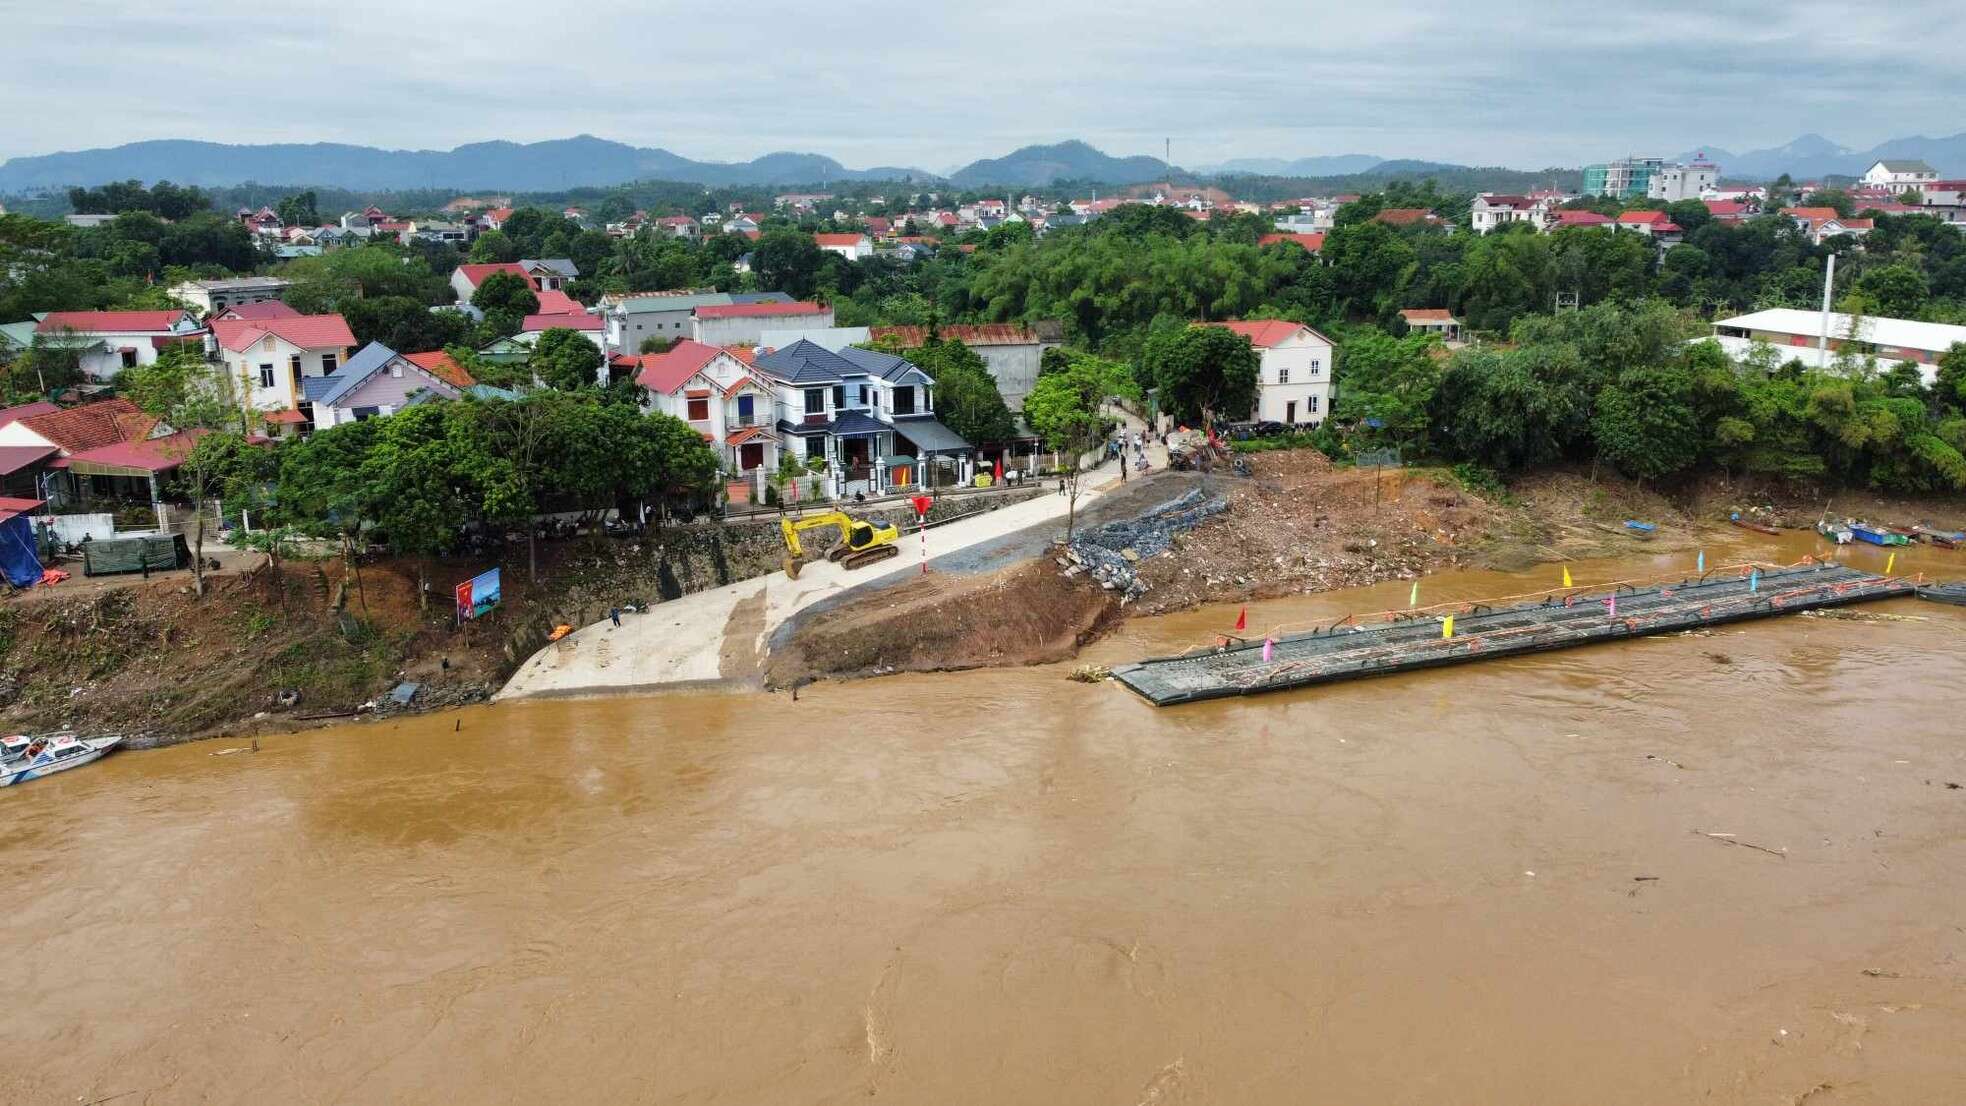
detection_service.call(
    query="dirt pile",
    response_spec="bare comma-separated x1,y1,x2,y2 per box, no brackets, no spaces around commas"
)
765,561,1116,684
1130,451,1497,614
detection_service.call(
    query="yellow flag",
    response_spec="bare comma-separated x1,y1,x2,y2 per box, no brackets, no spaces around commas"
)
1442,615,1455,639
1885,552,1896,575
1562,565,1573,588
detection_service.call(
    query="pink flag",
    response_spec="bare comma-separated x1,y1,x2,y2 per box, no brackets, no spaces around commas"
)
1262,638,1274,662
1607,594,1617,618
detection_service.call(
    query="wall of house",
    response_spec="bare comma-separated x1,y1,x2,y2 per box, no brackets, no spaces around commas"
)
1253,336,1334,425
611,307,697,351
316,363,458,427
227,336,346,412
973,343,1045,411
693,310,835,348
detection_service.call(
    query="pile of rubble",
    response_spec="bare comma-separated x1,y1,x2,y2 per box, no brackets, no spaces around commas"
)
1057,488,1228,600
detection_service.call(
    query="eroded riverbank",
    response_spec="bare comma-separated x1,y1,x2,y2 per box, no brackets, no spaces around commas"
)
5,542,1965,1103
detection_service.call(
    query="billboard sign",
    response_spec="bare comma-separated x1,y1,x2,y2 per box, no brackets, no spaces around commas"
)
455,567,501,621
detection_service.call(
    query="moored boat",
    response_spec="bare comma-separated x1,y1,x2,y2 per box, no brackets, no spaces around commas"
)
1908,525,1965,548
1917,581,1966,606
1728,511,1781,535
1849,521,1911,546
1817,519,1854,544
0,733,122,787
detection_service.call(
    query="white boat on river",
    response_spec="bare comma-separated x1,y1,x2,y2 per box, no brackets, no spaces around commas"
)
1,733,123,787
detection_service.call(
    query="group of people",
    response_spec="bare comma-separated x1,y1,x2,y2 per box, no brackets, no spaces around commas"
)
1112,429,1153,480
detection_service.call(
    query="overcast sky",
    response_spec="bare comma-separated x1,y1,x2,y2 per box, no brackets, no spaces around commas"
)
2,0,1959,169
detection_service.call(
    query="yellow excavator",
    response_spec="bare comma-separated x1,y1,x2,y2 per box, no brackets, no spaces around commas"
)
779,510,902,579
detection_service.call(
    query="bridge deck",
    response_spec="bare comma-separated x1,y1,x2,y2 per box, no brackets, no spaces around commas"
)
1111,563,1915,706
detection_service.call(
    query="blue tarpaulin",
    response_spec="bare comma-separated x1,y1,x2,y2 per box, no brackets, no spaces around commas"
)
0,514,43,587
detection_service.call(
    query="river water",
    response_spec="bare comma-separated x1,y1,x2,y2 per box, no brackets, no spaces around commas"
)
6,534,1964,1104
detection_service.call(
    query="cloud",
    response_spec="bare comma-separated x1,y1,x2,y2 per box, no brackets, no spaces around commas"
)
1,0,1960,169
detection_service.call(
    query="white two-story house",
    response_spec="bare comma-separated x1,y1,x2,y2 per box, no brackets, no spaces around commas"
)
211,313,356,425
631,340,781,477
753,340,973,498
1204,320,1335,427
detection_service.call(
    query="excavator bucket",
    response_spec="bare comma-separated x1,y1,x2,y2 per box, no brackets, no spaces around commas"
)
783,555,802,580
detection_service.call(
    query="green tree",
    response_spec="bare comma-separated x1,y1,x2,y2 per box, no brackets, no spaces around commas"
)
471,270,539,337
1853,264,1929,319
1023,354,1126,538
274,190,320,228
751,228,826,299
530,328,604,391
468,229,520,264
906,338,1016,444
342,297,469,353
123,344,249,595
1141,325,1259,430
1592,364,1703,482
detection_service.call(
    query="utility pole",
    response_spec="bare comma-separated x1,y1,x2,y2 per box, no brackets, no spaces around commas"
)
1818,253,1836,359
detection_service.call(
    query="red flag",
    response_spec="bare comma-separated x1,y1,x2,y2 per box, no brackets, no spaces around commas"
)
1234,607,1247,632
993,456,1003,481
910,494,932,519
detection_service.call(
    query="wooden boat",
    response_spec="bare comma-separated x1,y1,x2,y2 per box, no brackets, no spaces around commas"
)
1908,525,1964,548
1,733,122,788
1728,511,1781,535
1850,521,1911,546
1816,520,1854,544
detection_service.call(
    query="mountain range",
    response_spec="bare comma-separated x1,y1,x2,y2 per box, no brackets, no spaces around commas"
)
6,131,1965,196
1675,132,1966,180
0,135,937,193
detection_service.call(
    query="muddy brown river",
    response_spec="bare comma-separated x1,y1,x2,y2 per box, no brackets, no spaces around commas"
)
5,534,1965,1104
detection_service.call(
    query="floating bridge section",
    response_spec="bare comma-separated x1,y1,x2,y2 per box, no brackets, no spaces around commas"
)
1112,563,1916,706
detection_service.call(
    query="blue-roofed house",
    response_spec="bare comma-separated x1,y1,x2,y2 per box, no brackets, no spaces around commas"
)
302,342,464,429
752,339,974,498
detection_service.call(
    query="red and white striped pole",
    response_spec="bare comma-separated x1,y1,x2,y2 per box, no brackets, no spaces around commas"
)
912,495,932,575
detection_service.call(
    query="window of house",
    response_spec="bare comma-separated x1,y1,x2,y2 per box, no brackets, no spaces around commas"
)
1277,367,1290,384
832,385,845,409
892,386,915,415
1310,359,1321,375
322,353,338,374
120,349,138,369
289,354,302,380
389,363,402,378
258,363,276,388
857,384,868,405
687,397,709,421
737,394,754,423
1308,395,1319,413
352,406,380,421
804,435,825,460
804,388,826,415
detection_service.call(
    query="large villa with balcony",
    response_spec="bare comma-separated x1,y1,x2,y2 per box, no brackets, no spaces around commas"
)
628,340,781,478
752,339,975,499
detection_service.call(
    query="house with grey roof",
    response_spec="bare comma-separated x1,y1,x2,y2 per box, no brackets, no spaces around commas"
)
301,342,462,429
519,258,578,292
1862,160,1939,188
752,339,973,498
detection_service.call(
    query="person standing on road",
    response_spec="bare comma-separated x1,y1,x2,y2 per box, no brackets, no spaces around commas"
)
608,607,621,628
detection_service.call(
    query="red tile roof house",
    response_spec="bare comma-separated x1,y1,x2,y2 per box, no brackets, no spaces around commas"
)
210,314,357,425
1198,320,1335,427
518,310,607,357
1615,211,1684,242
691,301,836,348
654,215,700,239
1372,208,1445,228
32,310,206,380
630,340,781,476
0,397,191,522
449,262,534,305
1258,232,1326,255
814,232,873,260
1546,210,1614,231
